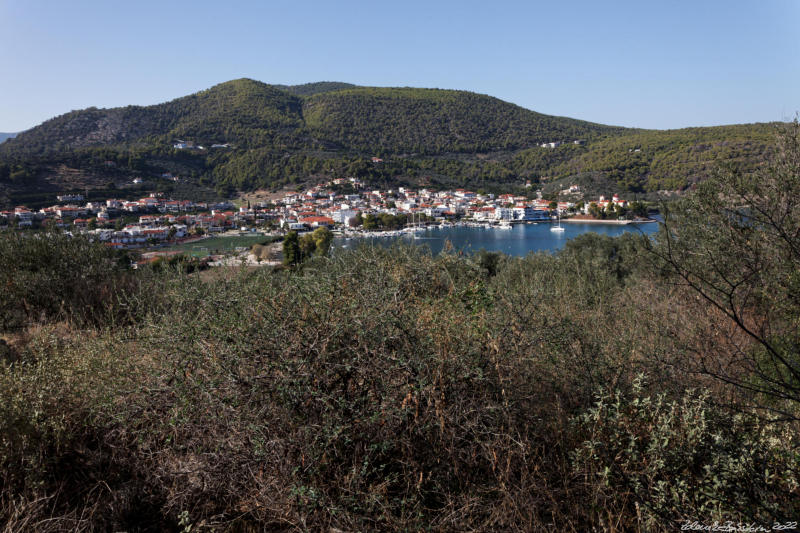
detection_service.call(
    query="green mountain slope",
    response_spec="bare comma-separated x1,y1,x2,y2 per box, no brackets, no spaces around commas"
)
1,81,621,157
303,87,625,153
2,79,305,155
508,123,776,192
0,78,779,204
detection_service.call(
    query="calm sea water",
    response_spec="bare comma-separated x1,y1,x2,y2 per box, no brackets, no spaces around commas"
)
339,220,661,256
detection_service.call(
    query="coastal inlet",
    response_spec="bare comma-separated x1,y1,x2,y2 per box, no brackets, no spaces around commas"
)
336,219,660,256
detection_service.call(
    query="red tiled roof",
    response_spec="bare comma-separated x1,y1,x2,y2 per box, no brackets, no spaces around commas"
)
300,216,335,224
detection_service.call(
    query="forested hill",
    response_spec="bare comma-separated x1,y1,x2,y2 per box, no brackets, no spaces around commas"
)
0,133,16,144
0,78,780,203
302,87,627,153
0,79,619,156
1,79,306,154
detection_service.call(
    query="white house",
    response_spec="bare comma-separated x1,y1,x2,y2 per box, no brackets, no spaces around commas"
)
57,194,83,203
14,207,34,226
512,206,536,221
494,207,514,221
333,209,358,225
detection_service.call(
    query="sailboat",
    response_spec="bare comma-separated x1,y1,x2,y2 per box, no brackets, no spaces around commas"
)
550,211,565,232
404,211,425,236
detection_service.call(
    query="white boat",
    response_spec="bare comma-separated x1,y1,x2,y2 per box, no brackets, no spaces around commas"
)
497,221,513,229
551,213,565,232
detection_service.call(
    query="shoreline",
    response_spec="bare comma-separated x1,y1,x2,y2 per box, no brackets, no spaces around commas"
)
338,218,660,238
561,217,658,225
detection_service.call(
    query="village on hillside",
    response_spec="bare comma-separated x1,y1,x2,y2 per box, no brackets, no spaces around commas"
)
1,176,650,251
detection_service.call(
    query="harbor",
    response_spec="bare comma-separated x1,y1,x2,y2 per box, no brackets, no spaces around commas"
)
337,217,661,256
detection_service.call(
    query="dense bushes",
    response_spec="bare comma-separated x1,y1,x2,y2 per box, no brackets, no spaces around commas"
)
574,377,799,528
0,231,136,332
0,242,623,529
1,234,796,530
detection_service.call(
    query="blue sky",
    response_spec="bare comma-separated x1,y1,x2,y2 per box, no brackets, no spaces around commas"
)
1,0,797,132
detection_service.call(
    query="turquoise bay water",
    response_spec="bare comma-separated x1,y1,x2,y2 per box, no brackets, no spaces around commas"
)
340,220,660,256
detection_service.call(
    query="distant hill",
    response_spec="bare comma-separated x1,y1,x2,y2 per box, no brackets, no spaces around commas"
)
0,79,617,156
0,78,779,205
0,133,17,144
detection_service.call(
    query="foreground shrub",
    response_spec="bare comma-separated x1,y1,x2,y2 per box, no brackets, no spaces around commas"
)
0,236,797,531
0,244,635,530
0,231,135,332
651,121,800,420
573,376,800,529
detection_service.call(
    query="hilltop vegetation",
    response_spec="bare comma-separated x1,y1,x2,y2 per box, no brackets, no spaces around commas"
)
275,81,357,96
0,78,778,204
511,123,776,191
1,79,306,153
302,87,624,153
1,79,617,156
1,124,799,531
